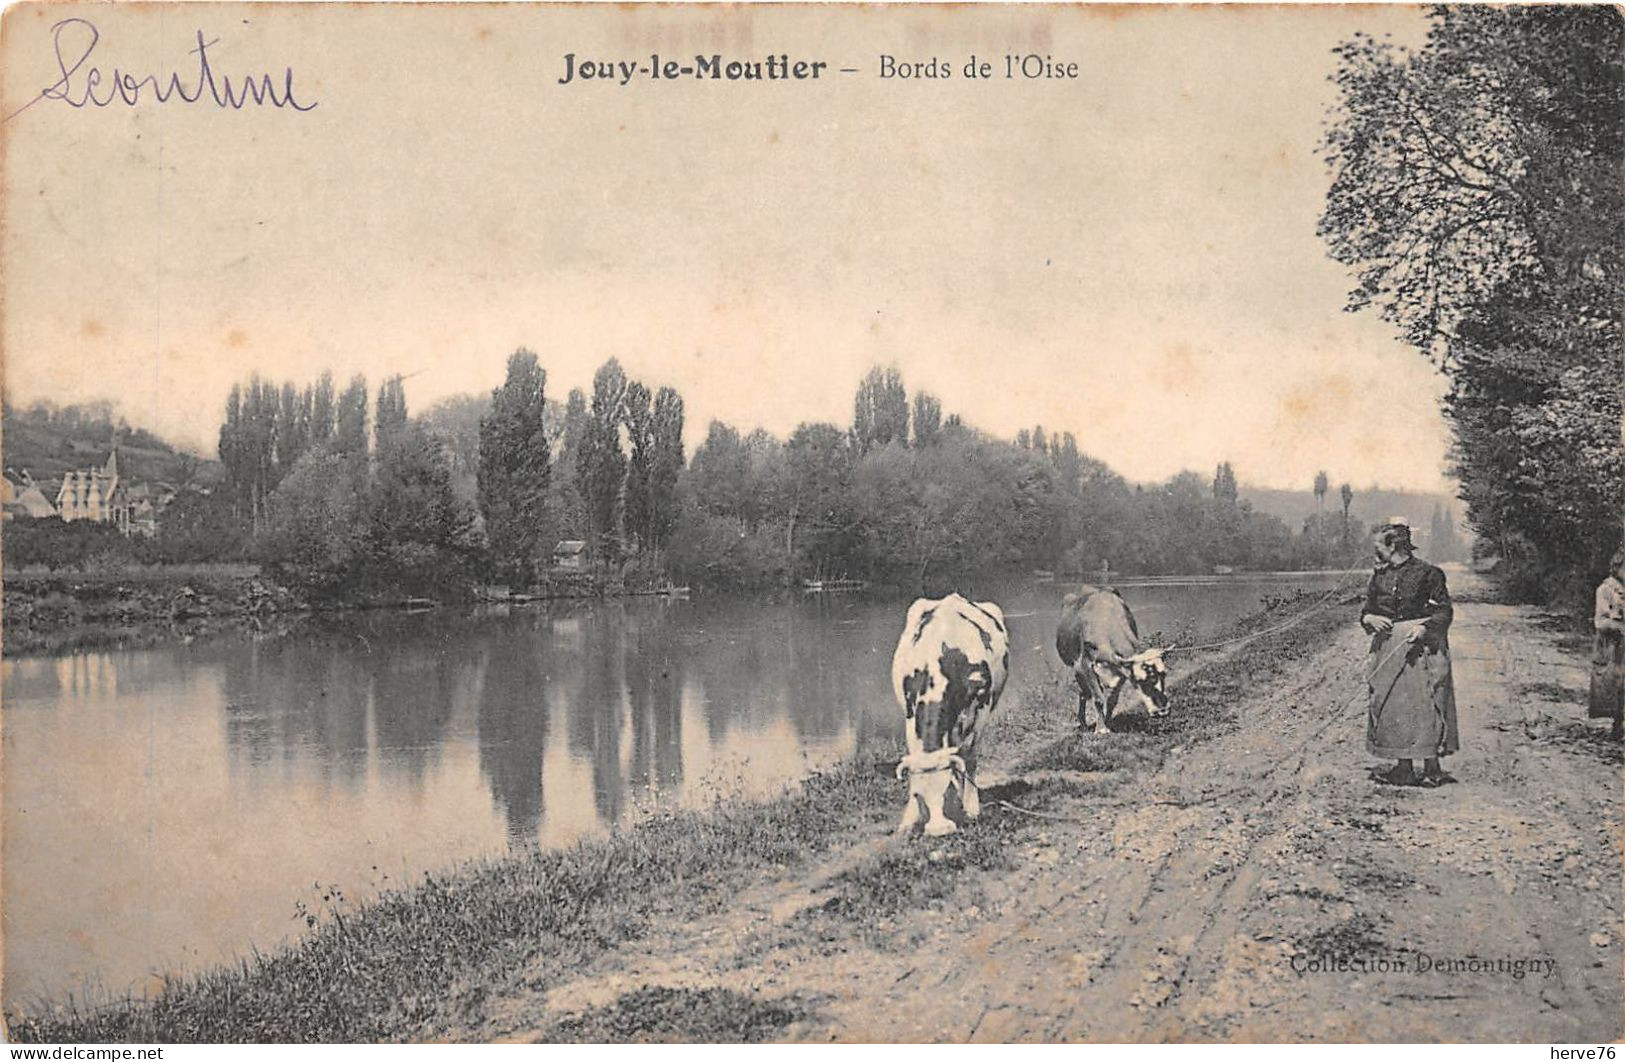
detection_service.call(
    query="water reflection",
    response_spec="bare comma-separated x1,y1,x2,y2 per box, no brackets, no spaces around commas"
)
476,621,548,846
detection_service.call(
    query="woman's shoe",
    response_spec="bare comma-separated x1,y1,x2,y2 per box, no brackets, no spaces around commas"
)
1375,765,1418,786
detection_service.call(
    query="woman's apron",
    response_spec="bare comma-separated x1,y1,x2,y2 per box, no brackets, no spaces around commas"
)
1367,618,1460,759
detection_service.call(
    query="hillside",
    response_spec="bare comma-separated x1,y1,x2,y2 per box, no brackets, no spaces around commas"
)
1239,485,1462,535
1,402,220,490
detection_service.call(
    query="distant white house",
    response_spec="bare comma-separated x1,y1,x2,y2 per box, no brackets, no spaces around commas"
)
47,449,167,537
55,449,131,530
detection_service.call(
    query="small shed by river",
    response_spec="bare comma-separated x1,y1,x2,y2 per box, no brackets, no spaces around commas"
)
552,540,588,571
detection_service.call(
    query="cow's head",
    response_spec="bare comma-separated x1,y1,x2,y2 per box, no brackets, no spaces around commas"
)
1098,647,1170,718
896,746,966,836
1126,647,1171,716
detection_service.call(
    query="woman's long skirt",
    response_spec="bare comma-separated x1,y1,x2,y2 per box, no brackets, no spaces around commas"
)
1588,630,1623,725
1367,619,1460,760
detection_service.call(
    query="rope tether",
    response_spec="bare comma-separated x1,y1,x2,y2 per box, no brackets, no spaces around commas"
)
998,567,1370,655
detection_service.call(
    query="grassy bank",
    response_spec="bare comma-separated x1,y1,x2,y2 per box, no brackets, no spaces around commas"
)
1,566,301,655
4,592,1356,1044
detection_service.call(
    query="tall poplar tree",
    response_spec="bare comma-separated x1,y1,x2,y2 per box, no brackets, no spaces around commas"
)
575,359,628,562
851,366,909,454
478,349,552,581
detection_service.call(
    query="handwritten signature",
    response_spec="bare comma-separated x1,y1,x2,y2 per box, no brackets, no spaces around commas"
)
11,18,317,119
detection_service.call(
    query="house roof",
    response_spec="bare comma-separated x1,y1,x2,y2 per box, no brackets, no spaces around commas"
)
9,485,57,517
554,540,588,555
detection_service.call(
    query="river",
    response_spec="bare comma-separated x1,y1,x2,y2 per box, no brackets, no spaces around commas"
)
2,573,1352,1004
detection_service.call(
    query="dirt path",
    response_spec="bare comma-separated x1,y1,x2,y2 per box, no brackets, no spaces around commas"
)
476,576,1622,1043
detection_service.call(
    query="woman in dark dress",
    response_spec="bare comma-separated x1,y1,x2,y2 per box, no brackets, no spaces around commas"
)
1361,522,1459,787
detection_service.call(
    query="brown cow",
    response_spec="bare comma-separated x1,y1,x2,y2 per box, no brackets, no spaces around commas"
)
1055,586,1170,733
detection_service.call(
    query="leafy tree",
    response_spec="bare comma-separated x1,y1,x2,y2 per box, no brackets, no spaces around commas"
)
2,516,138,571
689,420,751,523
618,381,686,554
912,391,943,447
419,392,488,501
1313,470,1329,563
622,380,655,550
1212,462,1239,504
741,429,782,531
1340,482,1355,551
851,366,909,454
245,376,278,503
477,349,551,583
1052,433,1084,489
374,375,409,456
335,375,370,460
575,359,628,562
561,388,589,455
309,371,336,450
1320,8,1621,361
216,374,281,535
276,382,310,476
779,421,853,575
260,450,369,597
647,387,685,547
218,383,245,520
1320,6,1623,604
156,488,248,563
367,423,476,597
547,387,591,543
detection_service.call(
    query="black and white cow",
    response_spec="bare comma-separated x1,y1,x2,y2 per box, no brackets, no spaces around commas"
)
892,593,1010,836
1055,586,1171,733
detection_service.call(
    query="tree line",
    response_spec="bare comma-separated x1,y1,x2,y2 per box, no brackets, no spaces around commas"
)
1319,6,1622,609
205,353,687,598
5,361,1406,593
662,368,1370,591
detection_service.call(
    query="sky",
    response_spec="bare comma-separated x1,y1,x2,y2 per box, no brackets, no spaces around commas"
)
1,3,1453,491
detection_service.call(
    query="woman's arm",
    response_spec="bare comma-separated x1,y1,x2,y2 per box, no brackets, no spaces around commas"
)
1420,566,1453,637
1361,572,1390,634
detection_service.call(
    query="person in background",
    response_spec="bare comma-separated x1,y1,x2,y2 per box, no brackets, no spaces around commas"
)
1590,547,1625,742
1361,519,1459,787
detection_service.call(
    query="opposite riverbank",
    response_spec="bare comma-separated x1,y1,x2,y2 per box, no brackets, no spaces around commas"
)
1,567,298,656
0,566,686,656
4,588,1359,1043
0,565,1342,658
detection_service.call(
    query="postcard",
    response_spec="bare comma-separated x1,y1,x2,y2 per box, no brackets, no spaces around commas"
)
2,2,1620,1045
